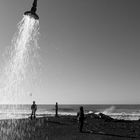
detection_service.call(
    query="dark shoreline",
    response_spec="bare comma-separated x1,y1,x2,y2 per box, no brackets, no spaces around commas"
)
0,113,140,139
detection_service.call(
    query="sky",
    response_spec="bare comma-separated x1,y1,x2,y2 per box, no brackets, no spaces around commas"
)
0,0,139,104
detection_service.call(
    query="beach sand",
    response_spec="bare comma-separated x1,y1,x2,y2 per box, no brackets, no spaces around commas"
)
0,114,140,140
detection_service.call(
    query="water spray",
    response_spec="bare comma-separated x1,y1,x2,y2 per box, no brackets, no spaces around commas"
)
0,0,40,104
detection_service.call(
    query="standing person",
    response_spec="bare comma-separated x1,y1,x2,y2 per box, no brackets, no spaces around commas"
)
77,106,85,132
31,101,37,120
55,102,58,117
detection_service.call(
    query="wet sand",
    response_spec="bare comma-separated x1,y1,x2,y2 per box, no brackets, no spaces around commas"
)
0,114,140,140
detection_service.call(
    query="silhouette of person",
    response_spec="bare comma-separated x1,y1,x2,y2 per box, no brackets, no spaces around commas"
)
55,102,58,117
77,106,85,132
31,101,37,119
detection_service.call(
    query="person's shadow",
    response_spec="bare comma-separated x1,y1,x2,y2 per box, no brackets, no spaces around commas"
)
82,130,137,139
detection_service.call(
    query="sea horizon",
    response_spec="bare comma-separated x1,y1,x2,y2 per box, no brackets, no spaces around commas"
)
0,104,139,121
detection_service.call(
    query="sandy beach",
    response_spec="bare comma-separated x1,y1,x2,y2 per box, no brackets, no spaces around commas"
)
0,114,140,140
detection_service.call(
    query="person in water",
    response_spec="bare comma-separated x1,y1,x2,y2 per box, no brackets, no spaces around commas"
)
31,101,37,119
77,106,85,132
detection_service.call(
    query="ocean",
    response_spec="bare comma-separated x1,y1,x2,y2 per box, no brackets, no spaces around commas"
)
0,104,140,120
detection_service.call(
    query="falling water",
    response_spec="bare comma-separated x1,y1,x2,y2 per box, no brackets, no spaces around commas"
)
0,15,40,104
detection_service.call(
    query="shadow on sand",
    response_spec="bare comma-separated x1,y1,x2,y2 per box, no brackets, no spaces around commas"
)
82,130,137,139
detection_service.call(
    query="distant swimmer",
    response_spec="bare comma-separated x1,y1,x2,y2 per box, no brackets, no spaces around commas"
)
31,101,37,119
